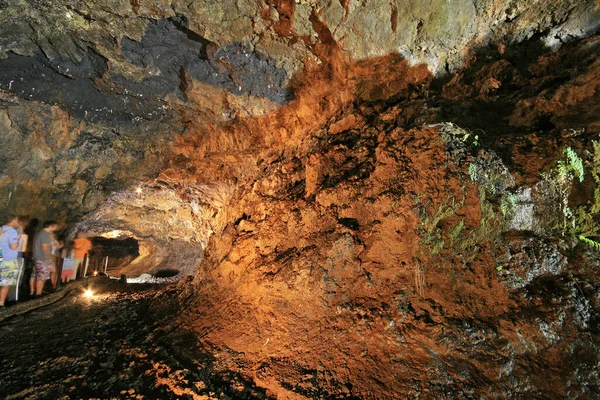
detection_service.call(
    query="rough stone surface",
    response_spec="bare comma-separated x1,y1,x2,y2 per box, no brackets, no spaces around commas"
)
180,110,600,398
1,1,600,398
0,279,270,399
0,94,166,224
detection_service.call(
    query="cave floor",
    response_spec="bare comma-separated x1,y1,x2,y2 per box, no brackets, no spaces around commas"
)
0,278,266,400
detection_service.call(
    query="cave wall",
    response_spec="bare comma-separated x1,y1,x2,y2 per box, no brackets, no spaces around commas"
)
176,37,600,397
0,96,166,223
186,126,600,397
1,2,600,397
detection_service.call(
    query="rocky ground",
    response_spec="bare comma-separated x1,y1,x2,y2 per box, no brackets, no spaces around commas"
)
0,277,267,400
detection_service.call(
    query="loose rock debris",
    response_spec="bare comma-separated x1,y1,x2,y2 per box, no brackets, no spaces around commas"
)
0,278,266,399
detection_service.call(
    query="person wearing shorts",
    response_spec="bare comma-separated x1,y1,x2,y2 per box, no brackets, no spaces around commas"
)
60,245,75,283
35,259,54,280
32,220,58,296
0,214,21,306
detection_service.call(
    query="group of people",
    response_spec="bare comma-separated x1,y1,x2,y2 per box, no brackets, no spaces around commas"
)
0,214,93,307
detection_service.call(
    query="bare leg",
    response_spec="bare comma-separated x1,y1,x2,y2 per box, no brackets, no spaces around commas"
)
50,269,57,289
35,279,45,295
0,286,9,305
29,276,36,295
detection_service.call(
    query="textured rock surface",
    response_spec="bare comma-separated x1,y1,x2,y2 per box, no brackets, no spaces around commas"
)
2,0,599,235
0,94,166,223
180,100,600,398
1,1,600,398
0,279,271,399
1,0,598,124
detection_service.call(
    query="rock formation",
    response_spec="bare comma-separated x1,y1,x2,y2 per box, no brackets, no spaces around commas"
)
1,0,600,397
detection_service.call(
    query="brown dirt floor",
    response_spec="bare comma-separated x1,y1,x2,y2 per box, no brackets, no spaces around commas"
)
0,277,266,400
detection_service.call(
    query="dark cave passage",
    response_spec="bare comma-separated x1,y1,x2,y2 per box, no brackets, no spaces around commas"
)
87,236,140,276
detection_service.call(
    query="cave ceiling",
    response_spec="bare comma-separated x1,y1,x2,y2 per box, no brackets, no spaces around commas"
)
2,0,598,125
0,0,599,252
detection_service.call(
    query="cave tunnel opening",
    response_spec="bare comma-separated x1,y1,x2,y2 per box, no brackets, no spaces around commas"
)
87,236,140,276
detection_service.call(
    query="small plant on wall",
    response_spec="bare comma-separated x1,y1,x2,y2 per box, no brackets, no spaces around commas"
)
540,147,586,235
579,235,600,251
541,143,600,250
576,141,600,251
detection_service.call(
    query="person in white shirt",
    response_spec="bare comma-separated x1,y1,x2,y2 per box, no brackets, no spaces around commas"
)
0,214,21,306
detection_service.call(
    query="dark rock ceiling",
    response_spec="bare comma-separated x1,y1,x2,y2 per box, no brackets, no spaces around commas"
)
0,0,599,257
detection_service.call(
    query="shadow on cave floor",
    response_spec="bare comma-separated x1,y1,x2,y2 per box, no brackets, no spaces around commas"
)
0,277,267,399
153,269,180,278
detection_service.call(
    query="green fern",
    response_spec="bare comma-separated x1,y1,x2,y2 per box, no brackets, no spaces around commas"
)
432,240,445,255
417,196,464,255
579,235,600,252
572,207,599,237
557,160,570,181
541,147,587,235
420,197,463,233
591,141,600,214
449,218,465,246
468,163,478,181
440,123,480,147
501,193,518,216
564,147,584,182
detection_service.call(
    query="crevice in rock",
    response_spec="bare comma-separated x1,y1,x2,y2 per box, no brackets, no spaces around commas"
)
169,13,216,59
390,2,398,33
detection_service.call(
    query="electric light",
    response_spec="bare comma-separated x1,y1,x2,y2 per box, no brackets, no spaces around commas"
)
100,229,136,239
84,289,93,298
102,230,120,239
136,187,142,193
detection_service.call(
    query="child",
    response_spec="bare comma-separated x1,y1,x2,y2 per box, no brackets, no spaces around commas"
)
60,244,75,283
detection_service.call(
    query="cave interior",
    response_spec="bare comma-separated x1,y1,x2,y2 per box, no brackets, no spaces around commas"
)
1,0,600,398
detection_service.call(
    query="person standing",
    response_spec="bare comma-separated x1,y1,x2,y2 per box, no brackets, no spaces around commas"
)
60,244,75,283
50,235,64,290
17,216,29,258
0,214,21,306
32,220,58,296
73,231,92,278
25,218,39,297
7,216,30,302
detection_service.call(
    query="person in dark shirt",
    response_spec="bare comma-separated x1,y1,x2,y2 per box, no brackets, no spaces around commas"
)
32,220,58,296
